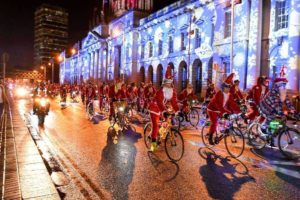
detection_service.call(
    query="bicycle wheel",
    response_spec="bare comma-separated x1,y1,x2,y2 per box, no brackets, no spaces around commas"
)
225,127,245,158
165,128,184,162
247,122,266,149
201,121,213,148
189,108,199,127
144,122,152,149
278,128,300,160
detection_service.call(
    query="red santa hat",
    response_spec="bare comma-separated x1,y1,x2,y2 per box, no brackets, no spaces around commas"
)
222,73,234,88
162,65,173,85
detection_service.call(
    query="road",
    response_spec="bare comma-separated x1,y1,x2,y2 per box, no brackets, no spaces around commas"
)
14,96,300,200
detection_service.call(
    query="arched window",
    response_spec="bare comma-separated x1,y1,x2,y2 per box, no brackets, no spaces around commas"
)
149,42,153,57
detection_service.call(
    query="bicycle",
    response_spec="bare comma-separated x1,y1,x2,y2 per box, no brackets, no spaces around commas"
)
144,112,184,162
278,115,300,160
86,99,94,120
178,100,200,130
110,100,131,131
201,114,245,158
248,114,300,160
100,96,110,114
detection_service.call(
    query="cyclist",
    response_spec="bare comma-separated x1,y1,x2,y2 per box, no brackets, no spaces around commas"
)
205,79,216,102
108,79,123,120
206,73,241,145
137,82,145,112
246,76,270,121
259,76,296,146
230,79,244,103
80,84,86,104
148,65,180,151
178,83,198,121
144,81,156,110
85,82,96,109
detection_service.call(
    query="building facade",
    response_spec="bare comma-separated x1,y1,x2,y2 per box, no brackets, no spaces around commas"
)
60,0,300,94
34,4,68,67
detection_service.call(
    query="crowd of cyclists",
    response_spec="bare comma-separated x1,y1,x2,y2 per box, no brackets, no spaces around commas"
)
30,65,300,160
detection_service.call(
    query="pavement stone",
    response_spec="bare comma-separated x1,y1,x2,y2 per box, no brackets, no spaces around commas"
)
1,98,60,200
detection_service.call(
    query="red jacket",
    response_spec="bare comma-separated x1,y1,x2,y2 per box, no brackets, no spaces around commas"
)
145,86,156,99
205,87,216,99
108,85,116,99
178,89,197,102
86,87,96,99
247,85,269,105
154,88,179,112
116,89,128,100
137,87,145,98
230,85,243,101
207,91,240,115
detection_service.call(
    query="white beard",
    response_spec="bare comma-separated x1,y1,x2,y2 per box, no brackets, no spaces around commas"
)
279,88,287,102
163,87,173,100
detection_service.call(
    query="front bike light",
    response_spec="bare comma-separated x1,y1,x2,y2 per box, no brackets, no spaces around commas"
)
40,98,47,107
118,106,125,112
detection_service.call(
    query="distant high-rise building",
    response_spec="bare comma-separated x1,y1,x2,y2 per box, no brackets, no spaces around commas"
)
89,0,153,28
34,4,68,67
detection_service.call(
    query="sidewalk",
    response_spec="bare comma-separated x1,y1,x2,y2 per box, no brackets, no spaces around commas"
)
0,100,60,199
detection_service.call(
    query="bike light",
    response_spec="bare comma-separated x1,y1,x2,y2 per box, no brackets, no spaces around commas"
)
40,98,47,107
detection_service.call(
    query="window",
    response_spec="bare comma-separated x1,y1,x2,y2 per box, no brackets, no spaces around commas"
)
168,36,174,54
195,29,201,48
158,40,163,56
224,11,231,38
276,1,289,30
181,33,186,51
141,45,145,59
149,42,153,57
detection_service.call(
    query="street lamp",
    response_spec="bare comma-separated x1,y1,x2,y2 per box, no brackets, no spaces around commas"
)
71,48,76,56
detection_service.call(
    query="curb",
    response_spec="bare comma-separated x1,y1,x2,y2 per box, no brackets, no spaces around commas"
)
2,97,60,199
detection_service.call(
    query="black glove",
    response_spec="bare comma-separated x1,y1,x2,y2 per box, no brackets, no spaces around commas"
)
162,111,168,119
223,113,230,119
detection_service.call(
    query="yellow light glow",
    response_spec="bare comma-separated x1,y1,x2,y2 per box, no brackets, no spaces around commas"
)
71,48,76,55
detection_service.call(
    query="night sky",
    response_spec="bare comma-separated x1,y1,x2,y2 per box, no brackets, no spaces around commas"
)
0,0,176,69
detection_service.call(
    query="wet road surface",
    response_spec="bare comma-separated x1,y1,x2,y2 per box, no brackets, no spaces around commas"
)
15,97,300,200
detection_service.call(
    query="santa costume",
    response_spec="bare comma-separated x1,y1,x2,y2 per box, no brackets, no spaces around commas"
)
207,73,241,145
246,76,269,120
178,83,197,114
148,65,179,150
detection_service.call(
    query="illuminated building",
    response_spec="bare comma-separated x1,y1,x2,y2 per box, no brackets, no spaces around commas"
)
34,4,68,67
60,0,300,93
